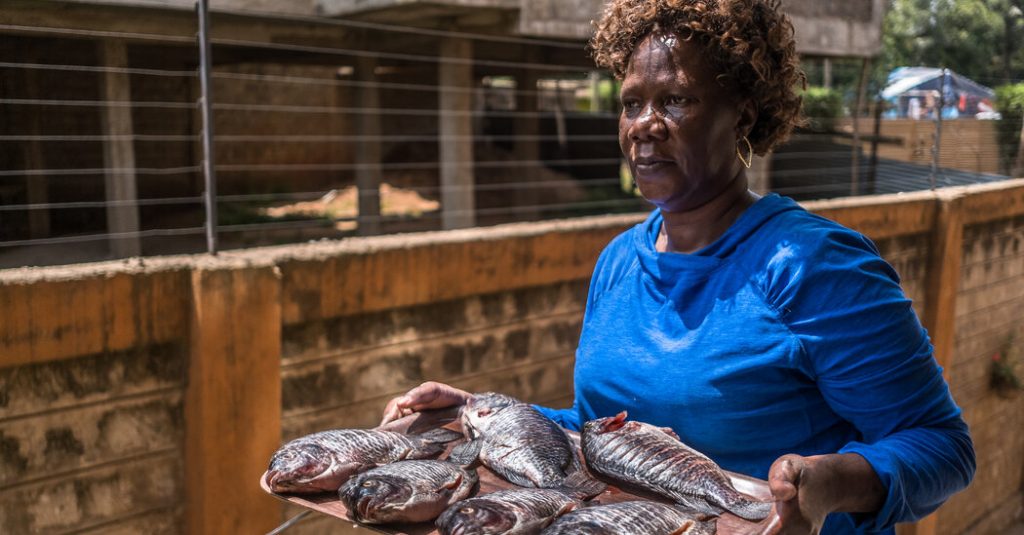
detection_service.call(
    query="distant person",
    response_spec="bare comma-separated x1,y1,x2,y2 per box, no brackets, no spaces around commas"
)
382,1,976,534
908,97,922,120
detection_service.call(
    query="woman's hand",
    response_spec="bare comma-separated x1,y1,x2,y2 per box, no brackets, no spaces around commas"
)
762,453,886,535
379,381,473,426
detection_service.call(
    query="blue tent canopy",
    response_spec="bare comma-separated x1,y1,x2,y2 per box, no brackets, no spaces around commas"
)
881,67,995,119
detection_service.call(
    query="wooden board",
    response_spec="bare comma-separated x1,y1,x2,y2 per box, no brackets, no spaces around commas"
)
261,409,779,534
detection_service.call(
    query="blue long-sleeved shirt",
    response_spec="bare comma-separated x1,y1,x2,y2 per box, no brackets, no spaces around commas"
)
536,194,975,534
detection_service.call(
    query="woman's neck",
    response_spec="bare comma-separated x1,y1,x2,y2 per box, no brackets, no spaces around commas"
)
656,174,758,254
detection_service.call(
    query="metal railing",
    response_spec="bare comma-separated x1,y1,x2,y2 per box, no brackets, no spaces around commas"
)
0,1,1017,268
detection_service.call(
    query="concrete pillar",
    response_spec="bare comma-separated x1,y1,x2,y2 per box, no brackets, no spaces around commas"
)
439,37,475,230
98,40,141,257
514,51,542,217
186,263,282,535
355,55,382,235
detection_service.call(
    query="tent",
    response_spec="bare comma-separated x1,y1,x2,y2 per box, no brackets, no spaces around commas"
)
881,67,997,120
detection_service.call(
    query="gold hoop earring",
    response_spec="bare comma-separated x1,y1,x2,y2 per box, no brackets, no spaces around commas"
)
736,136,753,169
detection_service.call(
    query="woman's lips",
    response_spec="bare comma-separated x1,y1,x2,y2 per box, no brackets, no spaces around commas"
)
634,158,672,175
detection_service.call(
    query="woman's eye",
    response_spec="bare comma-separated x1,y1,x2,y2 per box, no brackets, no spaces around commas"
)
666,96,688,107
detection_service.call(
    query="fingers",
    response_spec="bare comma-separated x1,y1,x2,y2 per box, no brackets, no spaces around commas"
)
379,382,472,426
768,454,803,503
379,395,411,426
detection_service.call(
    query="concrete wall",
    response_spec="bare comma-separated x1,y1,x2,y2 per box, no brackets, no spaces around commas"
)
2,181,1024,534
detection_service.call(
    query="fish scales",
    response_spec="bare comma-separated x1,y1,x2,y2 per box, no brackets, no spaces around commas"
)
266,427,458,493
340,460,477,524
540,501,715,535
436,488,578,535
454,392,584,488
436,472,604,535
581,413,771,520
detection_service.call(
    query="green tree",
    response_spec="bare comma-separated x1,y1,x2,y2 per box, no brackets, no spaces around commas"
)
879,0,1024,86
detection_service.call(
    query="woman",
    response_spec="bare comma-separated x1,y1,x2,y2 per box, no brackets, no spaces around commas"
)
381,1,975,533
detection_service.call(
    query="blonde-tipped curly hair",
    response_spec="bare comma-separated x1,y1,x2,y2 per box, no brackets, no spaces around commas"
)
591,0,806,155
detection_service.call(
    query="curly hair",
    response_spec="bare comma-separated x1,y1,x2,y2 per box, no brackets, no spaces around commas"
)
590,0,806,155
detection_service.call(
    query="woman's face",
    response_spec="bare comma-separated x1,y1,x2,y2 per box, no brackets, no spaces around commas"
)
618,31,751,213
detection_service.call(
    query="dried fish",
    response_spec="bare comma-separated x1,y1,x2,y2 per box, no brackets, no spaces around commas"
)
436,471,606,535
581,412,771,520
339,460,478,524
541,501,716,535
266,427,460,493
448,392,591,489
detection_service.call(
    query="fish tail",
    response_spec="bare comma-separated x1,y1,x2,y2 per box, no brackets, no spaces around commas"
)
724,497,773,521
560,470,607,500
408,428,462,457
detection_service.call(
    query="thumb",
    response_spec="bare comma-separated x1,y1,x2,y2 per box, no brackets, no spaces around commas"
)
768,454,803,503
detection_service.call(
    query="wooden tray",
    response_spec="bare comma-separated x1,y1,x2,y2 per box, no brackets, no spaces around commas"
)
260,408,779,534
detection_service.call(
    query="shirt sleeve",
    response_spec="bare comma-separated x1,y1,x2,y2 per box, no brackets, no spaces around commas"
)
765,226,976,531
533,400,582,431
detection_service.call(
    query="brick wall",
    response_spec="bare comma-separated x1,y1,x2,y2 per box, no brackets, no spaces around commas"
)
938,214,1024,535
2,183,1024,534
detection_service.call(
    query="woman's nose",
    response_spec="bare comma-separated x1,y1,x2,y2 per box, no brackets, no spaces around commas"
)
629,104,667,142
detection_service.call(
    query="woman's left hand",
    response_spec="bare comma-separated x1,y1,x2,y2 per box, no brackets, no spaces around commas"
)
761,453,886,535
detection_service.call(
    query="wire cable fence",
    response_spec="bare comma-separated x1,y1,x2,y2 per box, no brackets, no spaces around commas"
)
0,2,1020,269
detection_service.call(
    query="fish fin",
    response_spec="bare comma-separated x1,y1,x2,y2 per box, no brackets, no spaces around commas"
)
668,520,694,535
659,426,681,441
559,471,607,499
408,428,462,458
441,472,463,490
447,438,482,466
724,497,773,521
674,495,724,517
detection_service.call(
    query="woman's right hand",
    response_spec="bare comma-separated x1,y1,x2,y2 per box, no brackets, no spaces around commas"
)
379,381,473,426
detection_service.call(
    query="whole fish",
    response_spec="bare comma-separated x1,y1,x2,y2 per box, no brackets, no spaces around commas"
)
338,460,478,524
266,427,460,493
581,412,771,520
435,471,606,535
448,392,589,488
540,501,716,535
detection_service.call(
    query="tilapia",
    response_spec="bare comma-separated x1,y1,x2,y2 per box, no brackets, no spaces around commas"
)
265,427,460,493
435,471,606,535
448,392,589,488
338,460,478,524
581,412,771,520
540,501,716,535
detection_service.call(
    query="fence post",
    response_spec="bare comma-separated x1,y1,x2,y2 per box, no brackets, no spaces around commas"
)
197,0,218,254
899,191,965,535
185,262,282,534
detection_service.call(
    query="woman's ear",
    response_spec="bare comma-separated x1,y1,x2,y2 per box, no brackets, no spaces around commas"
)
736,99,758,139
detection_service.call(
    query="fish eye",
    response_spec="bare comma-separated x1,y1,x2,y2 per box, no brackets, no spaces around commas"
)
460,506,475,514
362,480,377,487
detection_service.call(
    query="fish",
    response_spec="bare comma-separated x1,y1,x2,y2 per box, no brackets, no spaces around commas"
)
265,427,461,493
448,392,590,488
435,471,606,535
338,460,478,524
539,501,716,535
581,411,771,521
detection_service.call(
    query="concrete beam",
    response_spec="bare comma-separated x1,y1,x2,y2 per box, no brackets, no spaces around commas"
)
439,36,475,230
98,39,141,258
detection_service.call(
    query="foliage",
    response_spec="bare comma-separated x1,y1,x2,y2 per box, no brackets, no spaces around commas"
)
800,86,844,132
995,83,1024,174
990,334,1023,398
879,0,1024,89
